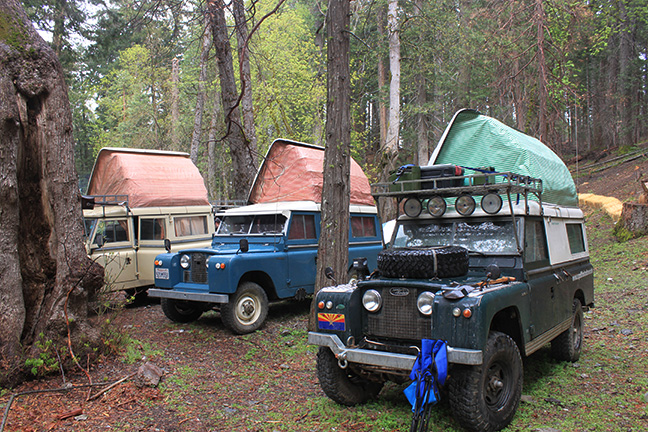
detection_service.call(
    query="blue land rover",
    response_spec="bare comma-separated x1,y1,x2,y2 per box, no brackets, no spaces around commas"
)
149,200,383,334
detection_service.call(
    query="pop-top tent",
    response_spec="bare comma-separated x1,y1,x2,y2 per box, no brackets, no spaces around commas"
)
248,139,375,206
86,148,210,208
429,109,578,207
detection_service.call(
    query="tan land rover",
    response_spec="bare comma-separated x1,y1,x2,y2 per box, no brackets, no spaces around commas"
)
83,148,216,299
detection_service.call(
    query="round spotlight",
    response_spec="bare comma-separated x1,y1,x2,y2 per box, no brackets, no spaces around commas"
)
481,193,503,214
403,198,422,217
455,195,476,216
426,196,446,217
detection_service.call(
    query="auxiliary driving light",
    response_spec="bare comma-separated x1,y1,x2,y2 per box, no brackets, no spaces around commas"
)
180,254,191,269
481,193,503,214
426,196,446,217
362,289,383,312
403,198,422,218
455,195,476,216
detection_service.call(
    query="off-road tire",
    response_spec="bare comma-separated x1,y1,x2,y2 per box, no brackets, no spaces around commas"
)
448,331,522,432
377,246,469,279
551,298,583,362
316,347,383,406
161,298,203,323
221,282,269,334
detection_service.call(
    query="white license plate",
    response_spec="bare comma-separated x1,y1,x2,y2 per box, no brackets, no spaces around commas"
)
155,268,169,280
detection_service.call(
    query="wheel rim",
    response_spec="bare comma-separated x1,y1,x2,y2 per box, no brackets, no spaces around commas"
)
572,312,582,351
175,301,196,316
484,360,513,410
235,294,261,324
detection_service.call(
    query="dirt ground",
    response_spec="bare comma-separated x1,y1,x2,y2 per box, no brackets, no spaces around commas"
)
2,152,648,432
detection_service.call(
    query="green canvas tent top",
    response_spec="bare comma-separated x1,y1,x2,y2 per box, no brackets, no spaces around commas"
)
429,109,578,207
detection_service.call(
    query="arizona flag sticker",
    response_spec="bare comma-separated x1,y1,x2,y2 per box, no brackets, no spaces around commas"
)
318,313,345,331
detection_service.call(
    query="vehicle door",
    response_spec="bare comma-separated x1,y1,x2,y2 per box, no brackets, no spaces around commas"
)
285,212,319,293
524,217,556,338
90,217,137,289
137,216,168,286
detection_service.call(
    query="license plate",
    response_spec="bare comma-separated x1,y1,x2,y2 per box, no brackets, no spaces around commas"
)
155,268,169,280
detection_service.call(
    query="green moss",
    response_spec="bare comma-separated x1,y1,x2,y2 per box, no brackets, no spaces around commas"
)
612,222,642,242
0,11,29,51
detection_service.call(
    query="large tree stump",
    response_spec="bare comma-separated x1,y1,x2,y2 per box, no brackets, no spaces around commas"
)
0,0,103,386
616,202,648,240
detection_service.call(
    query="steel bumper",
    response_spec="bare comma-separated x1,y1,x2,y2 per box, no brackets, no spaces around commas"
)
308,332,483,369
148,288,229,304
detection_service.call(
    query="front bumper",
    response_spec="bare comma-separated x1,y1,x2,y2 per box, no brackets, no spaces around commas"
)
308,332,483,369
148,288,229,303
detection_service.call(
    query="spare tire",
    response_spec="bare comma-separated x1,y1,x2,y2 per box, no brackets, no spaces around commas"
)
377,246,469,279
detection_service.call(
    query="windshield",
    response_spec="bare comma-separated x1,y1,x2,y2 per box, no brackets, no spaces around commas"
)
393,219,519,254
217,214,287,235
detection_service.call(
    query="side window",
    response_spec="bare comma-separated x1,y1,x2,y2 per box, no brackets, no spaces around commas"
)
566,223,586,254
288,214,317,240
524,219,549,264
250,214,287,234
174,216,208,237
351,216,377,238
140,218,166,240
97,219,129,244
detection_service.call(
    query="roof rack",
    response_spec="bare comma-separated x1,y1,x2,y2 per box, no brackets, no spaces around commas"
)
371,171,543,214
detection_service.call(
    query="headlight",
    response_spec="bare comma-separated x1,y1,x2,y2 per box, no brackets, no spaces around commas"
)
417,291,435,315
180,254,191,269
362,289,382,312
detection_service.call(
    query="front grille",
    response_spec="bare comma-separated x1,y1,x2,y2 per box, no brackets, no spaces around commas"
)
367,287,432,341
190,253,207,283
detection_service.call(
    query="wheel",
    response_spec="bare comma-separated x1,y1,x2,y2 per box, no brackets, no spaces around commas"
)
316,347,383,406
449,332,522,432
377,246,469,279
551,298,583,362
160,298,203,323
221,282,269,334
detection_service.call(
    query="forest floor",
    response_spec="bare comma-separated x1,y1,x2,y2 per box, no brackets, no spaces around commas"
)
2,151,648,432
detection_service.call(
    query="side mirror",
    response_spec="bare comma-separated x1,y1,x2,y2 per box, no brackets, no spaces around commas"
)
486,264,501,280
239,238,249,253
95,234,105,248
324,267,337,284
164,238,171,253
352,257,370,278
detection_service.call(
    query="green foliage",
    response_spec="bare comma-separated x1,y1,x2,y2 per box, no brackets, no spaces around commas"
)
0,12,29,50
24,334,59,377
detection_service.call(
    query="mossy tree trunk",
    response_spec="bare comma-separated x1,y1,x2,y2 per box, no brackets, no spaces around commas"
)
0,0,103,387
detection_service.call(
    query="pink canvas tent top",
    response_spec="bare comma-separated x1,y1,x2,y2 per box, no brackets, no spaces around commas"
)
86,148,210,208
248,139,375,206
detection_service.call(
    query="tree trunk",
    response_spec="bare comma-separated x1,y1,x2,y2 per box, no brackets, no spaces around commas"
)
208,0,256,200
207,91,223,199
311,0,351,330
0,0,103,386
376,4,388,151
190,21,212,164
535,0,548,143
232,0,258,155
170,57,180,151
378,0,401,222
414,0,428,166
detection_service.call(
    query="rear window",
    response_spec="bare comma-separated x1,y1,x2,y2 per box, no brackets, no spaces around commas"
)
566,223,586,254
351,216,376,238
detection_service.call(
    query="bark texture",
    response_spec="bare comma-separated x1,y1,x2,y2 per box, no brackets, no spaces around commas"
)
0,0,103,386
311,0,351,329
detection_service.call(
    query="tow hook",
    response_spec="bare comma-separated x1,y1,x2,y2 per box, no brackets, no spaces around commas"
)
337,352,348,369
